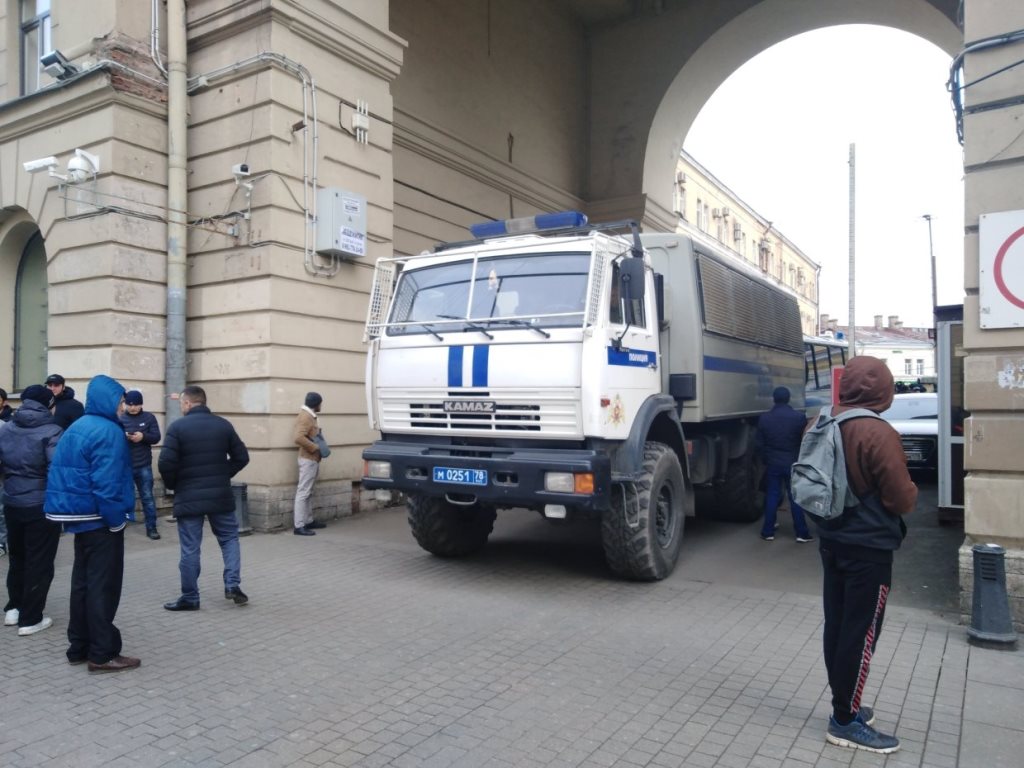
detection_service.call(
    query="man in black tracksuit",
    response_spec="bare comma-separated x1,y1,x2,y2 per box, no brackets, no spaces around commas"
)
159,385,249,610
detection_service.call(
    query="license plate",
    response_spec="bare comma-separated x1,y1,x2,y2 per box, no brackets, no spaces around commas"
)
432,466,488,486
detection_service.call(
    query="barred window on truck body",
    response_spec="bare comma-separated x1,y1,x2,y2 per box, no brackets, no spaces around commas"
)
696,253,804,354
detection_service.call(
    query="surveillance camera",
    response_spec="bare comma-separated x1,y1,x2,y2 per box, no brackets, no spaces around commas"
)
40,50,78,80
67,155,91,182
23,156,59,174
232,163,250,177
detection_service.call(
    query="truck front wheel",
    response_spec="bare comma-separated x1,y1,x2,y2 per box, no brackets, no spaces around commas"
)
406,494,497,558
601,442,687,581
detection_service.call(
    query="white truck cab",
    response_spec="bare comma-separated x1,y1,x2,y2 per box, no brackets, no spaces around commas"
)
363,212,804,580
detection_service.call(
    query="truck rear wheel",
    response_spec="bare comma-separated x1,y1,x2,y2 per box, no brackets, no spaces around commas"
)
406,494,497,557
601,442,687,581
715,446,761,523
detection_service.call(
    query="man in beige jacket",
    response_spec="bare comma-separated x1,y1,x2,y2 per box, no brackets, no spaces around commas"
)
292,392,325,536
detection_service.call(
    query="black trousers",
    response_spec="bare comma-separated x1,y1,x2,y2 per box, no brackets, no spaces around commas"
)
820,546,892,723
3,508,61,627
68,527,124,664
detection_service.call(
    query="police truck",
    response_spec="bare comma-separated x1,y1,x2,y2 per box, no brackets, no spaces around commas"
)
362,212,805,580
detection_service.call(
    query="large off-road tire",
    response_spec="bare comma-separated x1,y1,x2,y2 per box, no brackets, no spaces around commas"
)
406,494,497,557
601,442,688,581
714,445,761,523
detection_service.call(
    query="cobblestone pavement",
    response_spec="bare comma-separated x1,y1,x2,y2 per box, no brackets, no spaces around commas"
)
2,504,1021,768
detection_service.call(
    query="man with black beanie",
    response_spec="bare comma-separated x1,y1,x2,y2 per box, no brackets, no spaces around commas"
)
119,389,162,540
292,392,327,536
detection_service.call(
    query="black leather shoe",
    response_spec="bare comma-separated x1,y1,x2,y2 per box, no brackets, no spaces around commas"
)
294,526,316,536
163,597,200,611
147,529,161,540
88,655,141,673
305,521,326,530
224,587,248,605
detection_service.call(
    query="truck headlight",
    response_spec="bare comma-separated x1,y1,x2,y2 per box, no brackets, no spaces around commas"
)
365,460,392,480
544,472,574,493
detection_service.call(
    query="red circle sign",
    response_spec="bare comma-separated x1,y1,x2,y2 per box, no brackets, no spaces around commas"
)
994,226,1024,309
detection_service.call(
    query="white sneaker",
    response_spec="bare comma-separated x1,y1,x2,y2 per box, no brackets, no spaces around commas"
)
4,608,18,626
18,617,53,636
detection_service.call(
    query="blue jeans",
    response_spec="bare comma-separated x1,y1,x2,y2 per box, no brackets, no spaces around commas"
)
131,466,158,530
761,463,811,539
176,511,241,603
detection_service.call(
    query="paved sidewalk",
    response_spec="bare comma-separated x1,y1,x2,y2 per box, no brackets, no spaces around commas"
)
1,507,1021,768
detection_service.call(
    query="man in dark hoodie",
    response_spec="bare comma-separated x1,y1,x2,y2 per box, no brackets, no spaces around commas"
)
0,385,63,635
46,375,140,673
816,356,918,754
45,374,85,430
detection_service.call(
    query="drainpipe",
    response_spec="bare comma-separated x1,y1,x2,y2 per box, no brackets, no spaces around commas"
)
165,0,188,425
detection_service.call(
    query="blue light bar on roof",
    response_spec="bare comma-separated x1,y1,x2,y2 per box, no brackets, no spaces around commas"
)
469,211,588,239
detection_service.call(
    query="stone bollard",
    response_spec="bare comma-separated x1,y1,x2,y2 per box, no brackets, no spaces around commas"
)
967,543,1018,649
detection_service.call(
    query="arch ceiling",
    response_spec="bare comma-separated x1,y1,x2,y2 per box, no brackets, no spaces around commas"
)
579,0,961,222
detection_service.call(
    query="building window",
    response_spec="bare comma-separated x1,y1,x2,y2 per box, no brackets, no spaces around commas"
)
917,359,924,375
904,358,912,375
21,0,52,95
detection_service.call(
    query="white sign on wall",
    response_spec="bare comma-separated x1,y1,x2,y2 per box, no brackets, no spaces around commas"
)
980,209,1024,328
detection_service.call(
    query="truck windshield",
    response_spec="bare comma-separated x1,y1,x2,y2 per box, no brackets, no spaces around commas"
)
387,252,590,335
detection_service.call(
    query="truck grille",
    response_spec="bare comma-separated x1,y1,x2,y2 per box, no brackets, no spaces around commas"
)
378,390,582,437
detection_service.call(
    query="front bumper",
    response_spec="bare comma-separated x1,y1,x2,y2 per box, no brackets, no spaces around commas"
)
362,440,612,511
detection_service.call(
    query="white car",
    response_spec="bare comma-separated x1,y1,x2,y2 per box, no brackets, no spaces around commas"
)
880,393,938,469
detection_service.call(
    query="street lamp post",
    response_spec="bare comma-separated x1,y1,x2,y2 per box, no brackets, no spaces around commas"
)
922,214,938,320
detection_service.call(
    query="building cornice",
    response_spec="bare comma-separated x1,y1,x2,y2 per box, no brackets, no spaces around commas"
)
0,72,167,145
188,1,404,83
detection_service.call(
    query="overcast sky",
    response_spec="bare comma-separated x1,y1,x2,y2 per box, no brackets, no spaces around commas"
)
684,24,964,329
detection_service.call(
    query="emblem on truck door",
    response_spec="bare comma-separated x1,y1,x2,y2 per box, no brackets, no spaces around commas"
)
443,400,497,413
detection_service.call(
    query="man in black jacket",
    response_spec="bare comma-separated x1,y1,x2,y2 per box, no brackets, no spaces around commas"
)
158,386,250,610
45,374,85,430
757,386,813,543
119,389,162,540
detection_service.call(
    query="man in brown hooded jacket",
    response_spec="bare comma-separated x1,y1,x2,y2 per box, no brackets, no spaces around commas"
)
817,355,917,754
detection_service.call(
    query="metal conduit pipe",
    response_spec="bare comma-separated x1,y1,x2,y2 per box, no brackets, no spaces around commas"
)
188,53,333,277
165,0,188,425
150,0,169,79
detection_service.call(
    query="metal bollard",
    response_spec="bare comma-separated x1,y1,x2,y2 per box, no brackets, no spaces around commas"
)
231,482,252,536
967,543,1018,649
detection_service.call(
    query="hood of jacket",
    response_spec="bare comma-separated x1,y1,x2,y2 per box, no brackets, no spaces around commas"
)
838,356,894,414
84,375,125,421
12,399,55,428
56,385,77,401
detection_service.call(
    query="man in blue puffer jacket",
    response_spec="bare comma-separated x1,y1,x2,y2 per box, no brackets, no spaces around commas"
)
45,375,141,673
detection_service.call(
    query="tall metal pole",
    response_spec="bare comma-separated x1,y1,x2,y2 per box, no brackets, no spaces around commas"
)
923,214,937,321
848,144,856,357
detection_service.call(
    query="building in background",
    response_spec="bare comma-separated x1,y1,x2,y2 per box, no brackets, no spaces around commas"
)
673,150,820,335
819,314,935,388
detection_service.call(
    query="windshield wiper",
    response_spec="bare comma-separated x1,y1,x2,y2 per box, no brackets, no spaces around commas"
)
484,318,551,338
418,323,444,341
437,314,494,339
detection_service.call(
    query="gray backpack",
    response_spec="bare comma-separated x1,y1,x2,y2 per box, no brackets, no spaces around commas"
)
791,407,883,521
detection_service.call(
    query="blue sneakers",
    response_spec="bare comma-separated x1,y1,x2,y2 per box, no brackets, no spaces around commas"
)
826,716,899,753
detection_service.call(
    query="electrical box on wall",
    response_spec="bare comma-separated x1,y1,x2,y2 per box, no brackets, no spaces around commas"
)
315,188,367,259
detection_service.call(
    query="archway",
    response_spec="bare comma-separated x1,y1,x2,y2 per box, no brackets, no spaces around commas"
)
0,212,48,392
641,0,961,213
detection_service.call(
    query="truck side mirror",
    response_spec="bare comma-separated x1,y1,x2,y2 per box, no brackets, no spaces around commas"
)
620,257,646,301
